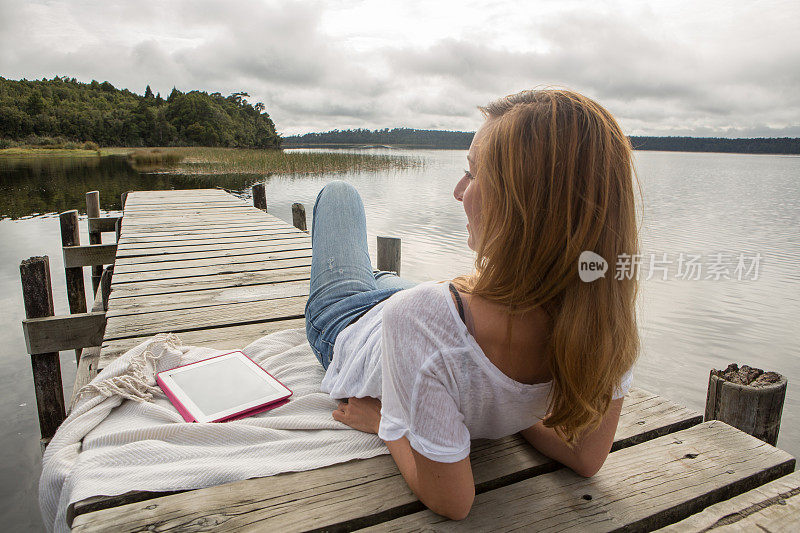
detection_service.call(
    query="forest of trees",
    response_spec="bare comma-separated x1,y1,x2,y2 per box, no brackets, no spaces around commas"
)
629,136,799,154
0,76,280,148
286,128,800,154
284,128,474,148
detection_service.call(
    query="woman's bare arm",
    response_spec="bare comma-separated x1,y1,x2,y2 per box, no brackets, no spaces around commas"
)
520,397,623,477
384,437,475,520
331,397,475,520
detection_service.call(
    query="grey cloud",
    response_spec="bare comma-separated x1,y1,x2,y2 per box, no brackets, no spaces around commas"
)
0,0,797,136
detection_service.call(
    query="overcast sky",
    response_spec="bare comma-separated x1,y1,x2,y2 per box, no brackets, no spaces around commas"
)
1,0,798,137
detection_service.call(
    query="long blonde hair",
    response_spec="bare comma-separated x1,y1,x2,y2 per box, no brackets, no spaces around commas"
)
453,88,640,447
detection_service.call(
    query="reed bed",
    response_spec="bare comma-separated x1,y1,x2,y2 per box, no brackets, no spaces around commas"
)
129,147,422,175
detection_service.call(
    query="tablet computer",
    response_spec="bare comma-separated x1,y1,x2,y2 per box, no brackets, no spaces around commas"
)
156,351,292,423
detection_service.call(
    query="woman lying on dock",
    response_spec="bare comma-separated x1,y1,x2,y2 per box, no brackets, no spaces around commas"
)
304,88,639,520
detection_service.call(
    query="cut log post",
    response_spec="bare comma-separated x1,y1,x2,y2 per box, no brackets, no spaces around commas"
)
377,236,401,276
121,191,129,209
292,203,307,232
20,256,66,442
86,191,102,295
705,363,788,446
100,265,113,311
252,183,267,211
60,210,87,363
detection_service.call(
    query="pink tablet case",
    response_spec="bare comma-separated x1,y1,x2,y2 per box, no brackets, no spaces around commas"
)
156,351,292,423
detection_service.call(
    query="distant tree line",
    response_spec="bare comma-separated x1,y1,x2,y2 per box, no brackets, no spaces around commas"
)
0,76,280,148
285,128,799,154
284,128,474,148
629,136,799,155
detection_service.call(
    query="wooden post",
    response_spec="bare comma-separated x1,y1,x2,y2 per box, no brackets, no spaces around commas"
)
60,210,87,315
705,363,787,446
292,203,307,232
100,265,113,311
377,236,401,276
121,191,129,209
86,191,102,295
20,256,66,442
60,210,87,363
252,183,267,211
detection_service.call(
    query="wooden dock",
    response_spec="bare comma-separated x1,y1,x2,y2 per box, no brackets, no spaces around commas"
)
39,189,798,531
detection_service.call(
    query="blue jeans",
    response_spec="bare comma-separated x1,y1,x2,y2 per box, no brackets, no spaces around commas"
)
305,181,417,369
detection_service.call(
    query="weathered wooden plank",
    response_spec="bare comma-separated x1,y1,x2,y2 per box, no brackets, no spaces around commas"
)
97,318,307,369
114,241,311,267
120,219,279,232
122,211,288,227
23,312,106,354
367,421,795,532
117,230,303,248
121,207,265,217
108,268,311,298
119,226,292,242
657,470,800,532
103,296,307,340
115,236,310,259
106,280,309,317
88,217,121,233
126,189,226,199
63,244,118,268
69,388,703,531
121,223,288,238
111,256,312,284
113,249,312,276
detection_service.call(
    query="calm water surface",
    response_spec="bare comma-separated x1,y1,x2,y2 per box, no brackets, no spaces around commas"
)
1,149,798,529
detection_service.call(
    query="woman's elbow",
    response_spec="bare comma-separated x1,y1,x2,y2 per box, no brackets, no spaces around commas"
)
573,456,606,478
436,497,474,521
427,492,474,521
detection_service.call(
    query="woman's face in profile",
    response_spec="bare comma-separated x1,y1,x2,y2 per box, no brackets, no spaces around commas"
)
454,120,491,251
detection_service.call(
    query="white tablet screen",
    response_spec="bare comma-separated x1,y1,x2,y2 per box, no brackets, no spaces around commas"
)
170,356,283,416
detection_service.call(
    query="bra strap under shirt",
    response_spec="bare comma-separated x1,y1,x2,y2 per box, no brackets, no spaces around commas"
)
448,282,466,323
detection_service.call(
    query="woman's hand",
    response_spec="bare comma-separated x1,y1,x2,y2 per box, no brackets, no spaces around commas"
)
333,396,382,434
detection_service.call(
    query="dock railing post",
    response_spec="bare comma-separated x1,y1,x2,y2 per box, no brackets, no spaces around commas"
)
20,256,66,444
60,209,87,363
252,183,267,211
292,203,307,232
377,236,401,276
705,363,788,446
86,191,102,295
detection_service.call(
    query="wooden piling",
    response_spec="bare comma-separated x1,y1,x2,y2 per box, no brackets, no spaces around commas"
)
292,203,307,232
252,183,267,211
60,210,87,316
100,266,113,311
705,363,787,446
377,236,401,275
86,191,102,295
20,256,66,442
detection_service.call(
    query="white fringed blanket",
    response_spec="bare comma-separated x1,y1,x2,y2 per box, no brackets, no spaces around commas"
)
39,328,389,533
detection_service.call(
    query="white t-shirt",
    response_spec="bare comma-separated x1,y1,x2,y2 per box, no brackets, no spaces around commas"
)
320,280,633,463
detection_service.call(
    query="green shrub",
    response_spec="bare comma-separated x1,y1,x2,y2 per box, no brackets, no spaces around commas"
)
0,138,18,149
82,141,99,151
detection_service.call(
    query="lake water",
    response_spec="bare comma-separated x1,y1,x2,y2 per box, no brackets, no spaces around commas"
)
1,149,798,529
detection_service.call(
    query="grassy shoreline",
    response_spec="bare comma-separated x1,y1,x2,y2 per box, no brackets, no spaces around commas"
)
0,146,423,174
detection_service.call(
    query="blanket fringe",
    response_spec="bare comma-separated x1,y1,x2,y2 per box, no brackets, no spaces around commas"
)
76,333,183,403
